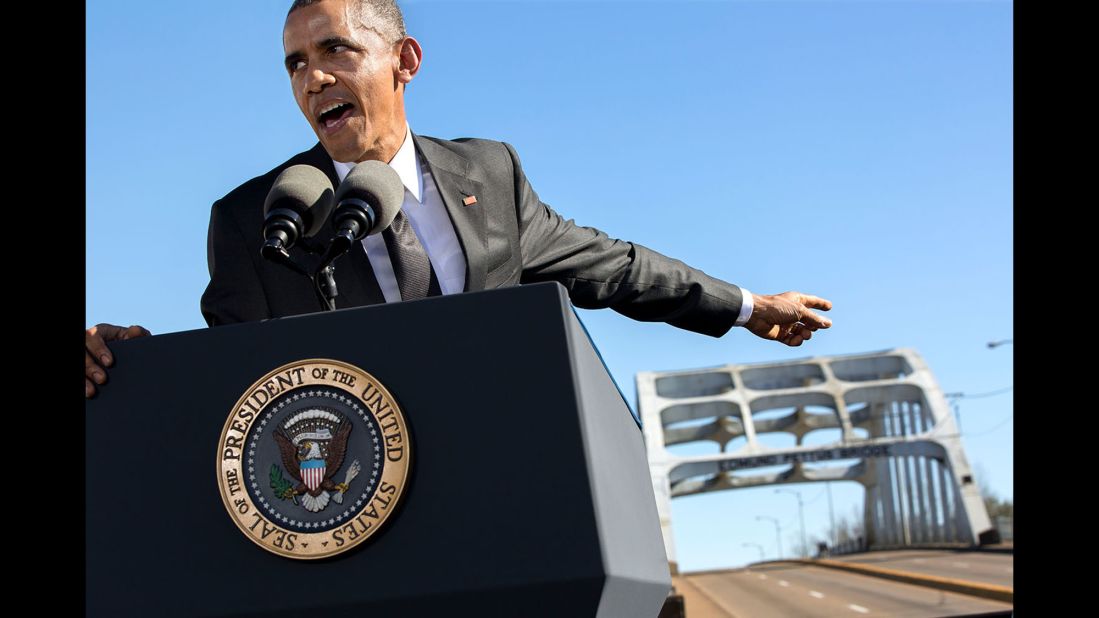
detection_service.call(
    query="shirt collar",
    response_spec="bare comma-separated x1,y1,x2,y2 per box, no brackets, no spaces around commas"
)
331,124,422,203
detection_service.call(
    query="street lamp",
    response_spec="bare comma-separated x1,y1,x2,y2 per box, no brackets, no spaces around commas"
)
756,515,783,560
775,488,808,558
987,339,1013,349
742,542,765,563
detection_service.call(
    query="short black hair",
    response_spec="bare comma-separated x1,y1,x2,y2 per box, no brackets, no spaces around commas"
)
287,0,406,42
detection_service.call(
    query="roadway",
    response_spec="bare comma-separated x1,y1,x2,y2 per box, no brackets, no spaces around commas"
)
672,549,1014,617
827,548,1012,589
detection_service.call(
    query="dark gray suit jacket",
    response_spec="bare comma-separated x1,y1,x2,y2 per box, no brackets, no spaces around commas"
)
200,134,746,336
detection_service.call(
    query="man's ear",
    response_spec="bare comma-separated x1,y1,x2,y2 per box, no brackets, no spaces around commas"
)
396,36,423,84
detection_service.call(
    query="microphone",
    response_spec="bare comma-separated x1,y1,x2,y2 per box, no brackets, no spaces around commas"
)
261,165,335,261
309,161,403,310
328,160,405,256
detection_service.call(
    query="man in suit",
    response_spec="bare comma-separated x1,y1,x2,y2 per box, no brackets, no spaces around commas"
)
85,0,833,397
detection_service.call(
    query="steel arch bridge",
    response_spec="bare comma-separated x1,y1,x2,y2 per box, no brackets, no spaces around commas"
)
636,348,997,571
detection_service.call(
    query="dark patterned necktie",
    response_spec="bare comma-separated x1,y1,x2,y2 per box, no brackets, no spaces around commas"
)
383,210,441,301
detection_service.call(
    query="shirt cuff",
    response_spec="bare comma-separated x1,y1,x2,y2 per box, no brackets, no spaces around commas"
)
733,287,753,327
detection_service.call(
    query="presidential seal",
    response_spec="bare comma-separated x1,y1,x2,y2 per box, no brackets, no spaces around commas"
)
216,359,411,559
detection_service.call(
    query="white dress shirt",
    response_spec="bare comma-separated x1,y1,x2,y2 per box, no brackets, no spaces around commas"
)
333,126,754,325
333,126,467,302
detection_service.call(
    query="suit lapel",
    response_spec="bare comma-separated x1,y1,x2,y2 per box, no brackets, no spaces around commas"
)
413,134,488,293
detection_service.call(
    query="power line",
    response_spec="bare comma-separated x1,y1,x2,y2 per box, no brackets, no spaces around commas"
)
945,386,1013,399
961,414,1014,438
804,487,828,504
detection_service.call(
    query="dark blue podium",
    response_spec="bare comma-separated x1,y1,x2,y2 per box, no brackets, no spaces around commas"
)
86,282,671,617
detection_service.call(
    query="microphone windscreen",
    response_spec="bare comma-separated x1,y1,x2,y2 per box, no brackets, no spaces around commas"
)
334,160,405,236
264,164,335,238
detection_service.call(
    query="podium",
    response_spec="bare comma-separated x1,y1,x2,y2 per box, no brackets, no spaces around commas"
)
86,282,672,617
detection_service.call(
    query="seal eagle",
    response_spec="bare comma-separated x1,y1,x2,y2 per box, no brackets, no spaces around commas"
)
273,408,357,512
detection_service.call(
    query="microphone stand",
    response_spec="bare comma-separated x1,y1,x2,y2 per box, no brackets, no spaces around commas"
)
313,264,338,312
311,235,354,313
298,237,340,312
310,206,376,313
262,237,338,312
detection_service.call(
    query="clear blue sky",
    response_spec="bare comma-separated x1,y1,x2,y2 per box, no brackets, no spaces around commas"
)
87,0,1013,572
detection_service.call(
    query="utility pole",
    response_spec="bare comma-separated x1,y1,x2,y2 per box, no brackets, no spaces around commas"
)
944,392,963,433
826,481,836,549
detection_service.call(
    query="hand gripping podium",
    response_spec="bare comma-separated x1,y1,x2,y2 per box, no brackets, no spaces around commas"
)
86,282,672,617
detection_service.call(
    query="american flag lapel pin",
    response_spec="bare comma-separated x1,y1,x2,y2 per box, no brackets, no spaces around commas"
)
462,194,478,206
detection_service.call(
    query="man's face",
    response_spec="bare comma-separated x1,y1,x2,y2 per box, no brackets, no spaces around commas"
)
283,0,404,163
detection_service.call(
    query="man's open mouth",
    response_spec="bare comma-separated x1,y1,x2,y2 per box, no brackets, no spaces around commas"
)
317,102,355,129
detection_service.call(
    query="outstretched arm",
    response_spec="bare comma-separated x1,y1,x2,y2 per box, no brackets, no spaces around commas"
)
503,142,833,341
506,142,746,337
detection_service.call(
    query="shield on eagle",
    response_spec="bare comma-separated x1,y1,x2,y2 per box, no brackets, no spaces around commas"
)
300,457,326,492
292,427,333,491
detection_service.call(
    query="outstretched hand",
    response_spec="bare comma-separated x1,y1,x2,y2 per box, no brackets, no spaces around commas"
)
744,291,833,346
85,323,151,398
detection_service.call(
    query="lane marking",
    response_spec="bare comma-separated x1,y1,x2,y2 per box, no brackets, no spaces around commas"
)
951,562,970,568
779,580,790,587
914,559,926,563
759,574,768,580
809,591,825,599
849,604,870,614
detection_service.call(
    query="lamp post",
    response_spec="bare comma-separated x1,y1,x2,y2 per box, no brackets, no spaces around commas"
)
987,339,1013,349
756,515,783,560
742,542,765,563
776,488,808,558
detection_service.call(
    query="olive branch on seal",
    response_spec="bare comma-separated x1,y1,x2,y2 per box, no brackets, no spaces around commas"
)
270,464,299,504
